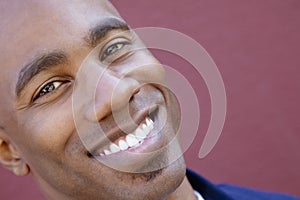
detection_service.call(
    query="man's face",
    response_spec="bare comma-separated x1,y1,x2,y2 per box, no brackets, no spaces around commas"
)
0,0,185,199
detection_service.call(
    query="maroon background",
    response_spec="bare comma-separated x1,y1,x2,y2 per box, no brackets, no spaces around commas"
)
1,0,299,199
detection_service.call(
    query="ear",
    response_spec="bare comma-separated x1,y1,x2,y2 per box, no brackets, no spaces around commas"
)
0,130,30,176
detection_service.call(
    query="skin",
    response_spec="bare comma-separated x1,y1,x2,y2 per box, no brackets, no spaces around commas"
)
0,0,197,199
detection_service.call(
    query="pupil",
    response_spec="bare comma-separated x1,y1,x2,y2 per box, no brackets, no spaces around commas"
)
107,44,121,55
43,83,54,93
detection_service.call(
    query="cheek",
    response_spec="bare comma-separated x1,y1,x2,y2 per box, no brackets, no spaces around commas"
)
16,99,75,163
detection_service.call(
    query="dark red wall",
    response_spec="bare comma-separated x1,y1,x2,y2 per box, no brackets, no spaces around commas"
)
1,0,299,199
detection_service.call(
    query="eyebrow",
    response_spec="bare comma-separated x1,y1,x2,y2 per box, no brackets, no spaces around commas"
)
86,18,130,47
15,18,130,97
15,52,68,97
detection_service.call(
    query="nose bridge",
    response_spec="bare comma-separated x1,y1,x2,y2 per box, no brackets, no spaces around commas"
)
94,71,139,121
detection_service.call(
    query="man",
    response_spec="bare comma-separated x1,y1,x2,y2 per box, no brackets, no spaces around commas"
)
0,0,299,199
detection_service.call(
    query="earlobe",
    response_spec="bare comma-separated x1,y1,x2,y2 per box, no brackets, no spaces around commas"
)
0,137,30,176
11,159,30,176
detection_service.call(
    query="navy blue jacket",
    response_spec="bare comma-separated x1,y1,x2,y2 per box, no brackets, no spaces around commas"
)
186,169,300,200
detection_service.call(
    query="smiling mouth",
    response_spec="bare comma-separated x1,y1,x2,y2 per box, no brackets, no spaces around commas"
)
88,107,158,158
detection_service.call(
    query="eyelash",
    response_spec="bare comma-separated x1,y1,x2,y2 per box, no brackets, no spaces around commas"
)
33,80,69,102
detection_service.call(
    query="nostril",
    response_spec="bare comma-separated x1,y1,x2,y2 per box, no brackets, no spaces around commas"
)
130,87,140,101
129,95,134,102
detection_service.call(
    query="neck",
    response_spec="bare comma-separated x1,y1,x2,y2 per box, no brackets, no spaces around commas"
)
166,176,197,200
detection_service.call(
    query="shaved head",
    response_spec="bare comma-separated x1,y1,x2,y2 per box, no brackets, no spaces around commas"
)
0,1,188,199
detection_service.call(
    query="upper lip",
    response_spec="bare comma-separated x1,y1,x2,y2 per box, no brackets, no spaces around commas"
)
87,104,158,156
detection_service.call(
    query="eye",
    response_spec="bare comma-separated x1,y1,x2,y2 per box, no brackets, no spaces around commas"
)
104,43,124,57
101,40,131,62
33,80,68,102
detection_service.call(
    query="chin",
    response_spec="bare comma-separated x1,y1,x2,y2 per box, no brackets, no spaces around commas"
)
140,155,187,200
115,155,187,200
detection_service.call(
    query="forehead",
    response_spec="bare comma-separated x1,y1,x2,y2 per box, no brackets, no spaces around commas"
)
1,0,119,48
0,0,120,91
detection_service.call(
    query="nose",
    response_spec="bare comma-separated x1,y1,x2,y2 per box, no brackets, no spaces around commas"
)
92,70,140,121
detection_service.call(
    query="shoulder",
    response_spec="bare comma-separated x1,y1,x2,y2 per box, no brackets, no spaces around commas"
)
186,169,300,200
217,183,300,200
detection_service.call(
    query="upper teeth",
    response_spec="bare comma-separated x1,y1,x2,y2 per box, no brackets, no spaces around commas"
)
100,117,154,156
